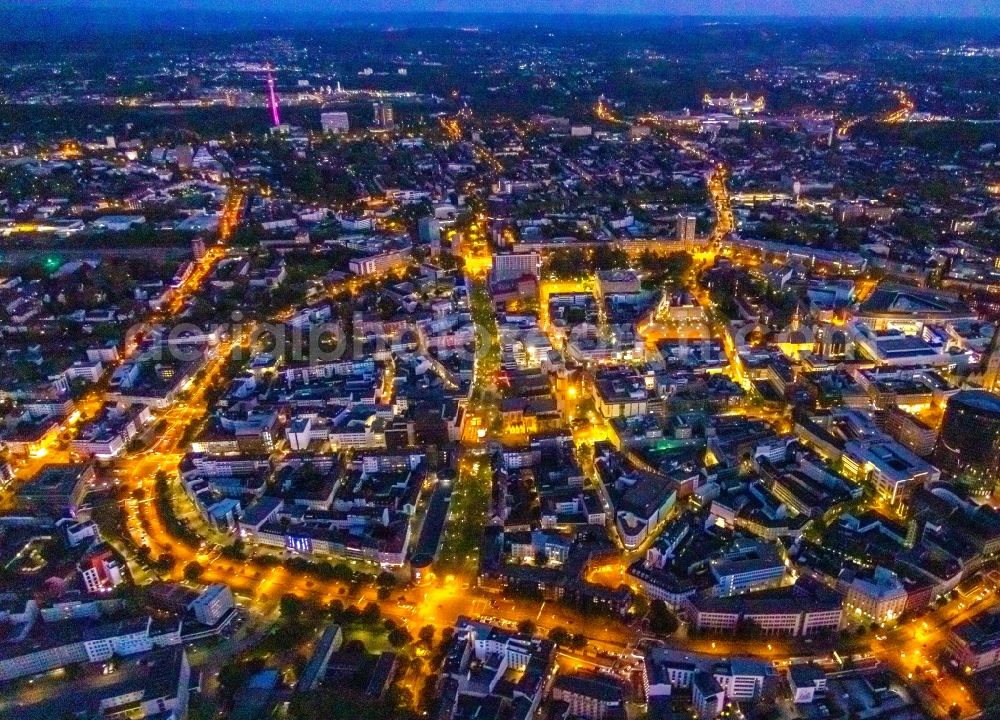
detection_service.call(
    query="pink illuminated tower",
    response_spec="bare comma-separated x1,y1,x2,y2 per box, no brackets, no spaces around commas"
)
266,70,281,127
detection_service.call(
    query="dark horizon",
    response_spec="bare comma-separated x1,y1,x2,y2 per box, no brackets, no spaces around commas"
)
9,0,1000,17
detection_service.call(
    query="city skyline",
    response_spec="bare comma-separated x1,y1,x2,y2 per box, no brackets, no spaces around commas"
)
2,10,1000,720
13,0,1000,17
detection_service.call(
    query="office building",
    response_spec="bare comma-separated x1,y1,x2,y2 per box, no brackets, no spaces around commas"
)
840,566,907,623
879,406,937,457
321,111,350,134
373,102,394,129
16,647,191,720
80,549,125,593
948,610,1000,673
709,538,786,596
16,463,95,518
418,216,442,254
492,252,540,282
692,671,725,720
551,672,625,720
676,214,697,243
348,247,412,276
175,144,194,169
934,390,1000,495
188,584,235,626
787,664,827,704
841,437,940,505
685,578,843,636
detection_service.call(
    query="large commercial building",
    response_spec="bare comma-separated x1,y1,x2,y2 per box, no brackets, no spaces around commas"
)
684,578,843,637
676,214,697,243
348,246,412,276
492,252,540,283
71,403,152,460
948,611,1000,674
642,648,774,716
551,672,625,720
841,438,940,505
703,92,765,115
709,538,786,596
0,616,167,682
593,367,656,419
16,646,192,720
934,390,1000,495
189,584,235,626
373,102,394,129
320,111,350,134
839,566,908,624
16,463,95,518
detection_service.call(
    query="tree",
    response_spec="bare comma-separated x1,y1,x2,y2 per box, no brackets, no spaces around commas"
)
221,539,245,560
388,626,412,648
592,244,629,271
544,248,589,279
547,626,571,646
418,625,436,645
648,599,679,636
419,674,440,714
640,250,694,289
339,605,361,625
280,593,305,620
376,571,398,589
156,552,176,572
631,594,650,620
516,619,537,636
183,561,204,581
361,602,382,625
570,633,587,651
231,222,265,248
330,563,354,582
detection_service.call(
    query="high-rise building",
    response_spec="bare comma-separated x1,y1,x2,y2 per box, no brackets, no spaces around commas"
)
418,216,441,255
321,111,350,134
934,389,1000,495
80,549,124,593
418,216,440,243
492,252,540,282
373,102,394,129
676,214,697,243
175,144,194,169
188,583,235,626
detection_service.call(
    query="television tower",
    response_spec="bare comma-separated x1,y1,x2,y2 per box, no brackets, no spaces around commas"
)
266,70,281,127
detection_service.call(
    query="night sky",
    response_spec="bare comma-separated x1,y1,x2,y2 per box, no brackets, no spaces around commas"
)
16,0,1000,16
